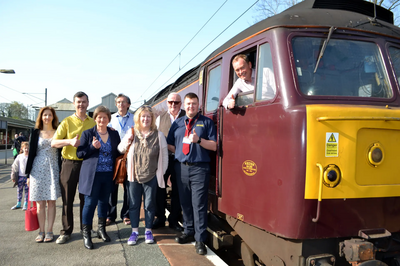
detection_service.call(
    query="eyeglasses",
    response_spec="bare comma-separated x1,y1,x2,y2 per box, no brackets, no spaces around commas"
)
168,101,181,105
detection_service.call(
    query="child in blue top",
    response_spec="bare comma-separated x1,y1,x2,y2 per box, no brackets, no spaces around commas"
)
11,142,29,210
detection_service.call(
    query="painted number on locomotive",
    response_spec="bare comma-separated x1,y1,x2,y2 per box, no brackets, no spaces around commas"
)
325,133,339,157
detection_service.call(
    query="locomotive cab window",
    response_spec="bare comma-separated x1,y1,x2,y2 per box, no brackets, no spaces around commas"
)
256,42,276,101
205,62,222,113
292,37,392,99
388,46,400,85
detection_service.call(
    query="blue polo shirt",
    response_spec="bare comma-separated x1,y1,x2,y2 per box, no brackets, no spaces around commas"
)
167,114,217,163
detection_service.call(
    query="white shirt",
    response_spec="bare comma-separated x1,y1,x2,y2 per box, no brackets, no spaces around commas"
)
108,111,135,139
222,70,255,109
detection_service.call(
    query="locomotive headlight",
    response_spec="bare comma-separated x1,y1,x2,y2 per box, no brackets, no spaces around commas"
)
368,143,384,167
323,165,341,188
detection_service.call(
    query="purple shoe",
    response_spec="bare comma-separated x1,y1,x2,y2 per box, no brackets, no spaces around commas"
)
127,232,138,246
145,231,154,244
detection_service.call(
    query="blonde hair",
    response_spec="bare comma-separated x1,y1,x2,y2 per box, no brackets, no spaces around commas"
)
20,142,29,154
134,106,156,132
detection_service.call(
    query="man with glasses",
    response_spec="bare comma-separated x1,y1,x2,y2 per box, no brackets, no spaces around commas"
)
107,93,134,226
153,92,185,231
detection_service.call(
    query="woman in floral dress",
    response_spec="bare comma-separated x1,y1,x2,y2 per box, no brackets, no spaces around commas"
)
26,106,61,243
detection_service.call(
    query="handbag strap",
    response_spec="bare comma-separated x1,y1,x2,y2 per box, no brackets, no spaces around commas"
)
123,127,135,159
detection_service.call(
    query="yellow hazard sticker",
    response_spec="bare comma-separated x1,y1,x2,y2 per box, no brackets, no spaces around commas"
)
242,160,257,176
326,132,339,157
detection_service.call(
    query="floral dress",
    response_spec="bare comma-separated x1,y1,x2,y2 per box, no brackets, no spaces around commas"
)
29,137,61,201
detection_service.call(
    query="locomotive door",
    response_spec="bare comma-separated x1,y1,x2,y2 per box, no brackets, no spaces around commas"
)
202,60,222,212
217,43,278,225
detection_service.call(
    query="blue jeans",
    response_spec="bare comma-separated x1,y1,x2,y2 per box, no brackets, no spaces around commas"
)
82,172,113,225
127,177,157,228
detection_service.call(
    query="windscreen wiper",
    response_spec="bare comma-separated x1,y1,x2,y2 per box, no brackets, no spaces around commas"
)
313,26,337,73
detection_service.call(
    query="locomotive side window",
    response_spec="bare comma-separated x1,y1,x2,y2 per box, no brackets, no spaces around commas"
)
292,37,393,99
205,63,222,112
256,43,276,101
388,46,400,85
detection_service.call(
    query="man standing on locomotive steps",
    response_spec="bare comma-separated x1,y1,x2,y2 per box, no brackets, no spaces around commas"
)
153,92,185,231
51,91,96,244
167,92,217,255
107,93,134,226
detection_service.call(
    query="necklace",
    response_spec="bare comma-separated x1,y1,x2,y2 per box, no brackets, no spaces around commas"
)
98,130,108,135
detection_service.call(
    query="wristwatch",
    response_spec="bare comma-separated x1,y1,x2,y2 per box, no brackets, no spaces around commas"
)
197,138,201,144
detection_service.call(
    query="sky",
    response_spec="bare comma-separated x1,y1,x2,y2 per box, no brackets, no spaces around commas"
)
0,0,260,111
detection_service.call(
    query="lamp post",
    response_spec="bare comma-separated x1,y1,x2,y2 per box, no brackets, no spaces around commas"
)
0,69,15,74
1,68,15,164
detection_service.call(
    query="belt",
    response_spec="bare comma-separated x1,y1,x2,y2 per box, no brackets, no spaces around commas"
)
182,161,198,166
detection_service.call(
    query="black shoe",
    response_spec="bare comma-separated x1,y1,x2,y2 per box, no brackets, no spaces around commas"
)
175,233,194,244
82,224,93,250
152,218,166,229
195,241,207,255
169,223,184,232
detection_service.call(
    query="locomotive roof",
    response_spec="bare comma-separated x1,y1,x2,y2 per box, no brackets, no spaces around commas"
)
145,0,400,107
204,0,400,64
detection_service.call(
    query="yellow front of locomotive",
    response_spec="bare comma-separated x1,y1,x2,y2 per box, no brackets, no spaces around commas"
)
305,104,400,200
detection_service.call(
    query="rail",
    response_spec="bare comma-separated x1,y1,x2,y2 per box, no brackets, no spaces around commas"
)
317,117,400,122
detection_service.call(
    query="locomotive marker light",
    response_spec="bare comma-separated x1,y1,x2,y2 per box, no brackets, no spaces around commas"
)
323,164,341,188
367,143,384,167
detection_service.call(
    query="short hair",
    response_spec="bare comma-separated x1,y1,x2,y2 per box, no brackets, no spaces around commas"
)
167,92,181,100
73,91,89,102
35,106,59,130
93,105,111,121
115,93,131,105
184,92,199,101
232,54,250,64
134,106,156,132
20,141,29,153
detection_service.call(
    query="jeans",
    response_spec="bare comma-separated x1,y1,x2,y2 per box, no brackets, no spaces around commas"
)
127,177,157,228
82,171,114,225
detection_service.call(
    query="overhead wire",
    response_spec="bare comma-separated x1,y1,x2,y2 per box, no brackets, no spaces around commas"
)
136,0,259,107
138,0,229,101
0,83,44,105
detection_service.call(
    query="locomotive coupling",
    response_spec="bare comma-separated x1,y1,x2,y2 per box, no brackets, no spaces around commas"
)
339,239,379,266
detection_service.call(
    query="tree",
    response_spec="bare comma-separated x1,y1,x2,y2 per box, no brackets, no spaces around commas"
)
7,101,28,119
0,103,10,117
253,0,400,25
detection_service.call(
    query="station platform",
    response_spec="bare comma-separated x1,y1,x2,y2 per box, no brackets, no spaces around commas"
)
0,163,227,266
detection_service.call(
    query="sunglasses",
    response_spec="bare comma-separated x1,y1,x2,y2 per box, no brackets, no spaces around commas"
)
168,101,181,105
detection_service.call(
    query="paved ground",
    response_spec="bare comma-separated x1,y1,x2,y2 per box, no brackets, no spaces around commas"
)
0,161,225,266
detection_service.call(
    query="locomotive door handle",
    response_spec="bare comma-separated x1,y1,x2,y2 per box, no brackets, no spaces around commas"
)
312,163,324,223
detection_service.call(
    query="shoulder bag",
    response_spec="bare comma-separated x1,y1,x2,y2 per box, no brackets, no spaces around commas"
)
113,127,134,184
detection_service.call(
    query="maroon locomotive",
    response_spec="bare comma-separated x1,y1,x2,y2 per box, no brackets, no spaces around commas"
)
147,0,400,265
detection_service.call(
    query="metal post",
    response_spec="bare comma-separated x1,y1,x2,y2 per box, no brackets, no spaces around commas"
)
45,88,47,106
5,123,8,165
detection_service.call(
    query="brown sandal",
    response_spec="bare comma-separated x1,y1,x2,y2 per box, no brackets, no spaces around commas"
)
35,232,45,243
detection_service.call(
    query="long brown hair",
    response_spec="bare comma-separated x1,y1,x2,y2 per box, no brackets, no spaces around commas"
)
35,106,59,130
